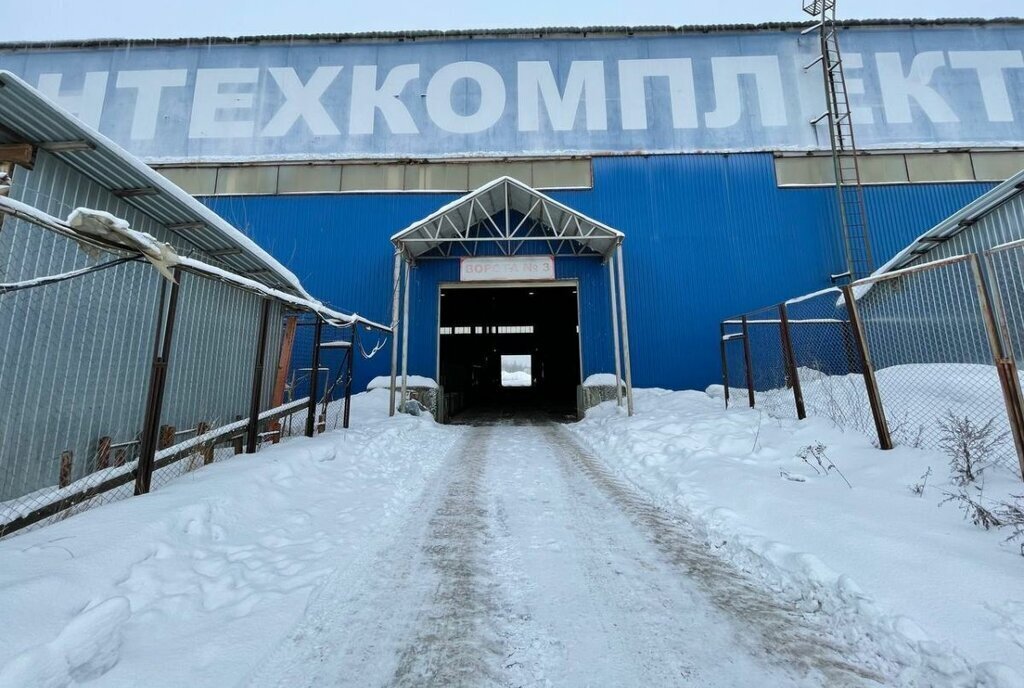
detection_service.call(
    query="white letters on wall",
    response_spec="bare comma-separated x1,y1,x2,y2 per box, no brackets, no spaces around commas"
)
262,67,343,137
37,72,109,129
618,59,697,130
18,31,1024,159
876,52,958,124
349,64,420,135
426,61,506,134
517,61,607,132
115,70,188,139
948,50,1024,123
190,68,260,139
705,56,786,129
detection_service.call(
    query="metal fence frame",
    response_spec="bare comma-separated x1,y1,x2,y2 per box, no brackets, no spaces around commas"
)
0,214,375,541
721,252,1024,479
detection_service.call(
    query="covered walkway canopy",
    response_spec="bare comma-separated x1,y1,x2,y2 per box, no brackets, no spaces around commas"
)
387,176,634,417
392,176,623,260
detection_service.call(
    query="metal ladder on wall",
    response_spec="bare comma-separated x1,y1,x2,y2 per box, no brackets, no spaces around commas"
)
803,0,874,280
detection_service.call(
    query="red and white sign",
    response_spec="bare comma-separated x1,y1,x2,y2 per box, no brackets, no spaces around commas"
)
459,256,555,282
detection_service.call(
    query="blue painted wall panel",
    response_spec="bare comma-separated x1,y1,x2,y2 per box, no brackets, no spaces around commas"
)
202,153,996,395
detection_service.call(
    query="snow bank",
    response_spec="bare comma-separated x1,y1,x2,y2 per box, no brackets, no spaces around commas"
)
0,389,460,688
571,388,1024,687
583,373,624,387
367,375,438,390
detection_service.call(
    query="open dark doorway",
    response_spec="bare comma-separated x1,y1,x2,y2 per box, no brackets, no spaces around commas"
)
439,283,580,423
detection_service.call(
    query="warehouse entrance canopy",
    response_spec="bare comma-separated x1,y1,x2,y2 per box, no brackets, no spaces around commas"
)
391,176,623,260
387,176,634,419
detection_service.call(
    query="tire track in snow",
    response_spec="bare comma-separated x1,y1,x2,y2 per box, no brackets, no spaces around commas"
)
388,426,512,687
543,424,889,686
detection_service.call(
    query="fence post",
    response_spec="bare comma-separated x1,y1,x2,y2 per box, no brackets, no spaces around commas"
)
740,315,755,408
841,285,893,450
719,321,730,409
136,269,183,495
778,302,806,420
246,298,272,454
343,334,354,429
233,415,244,455
969,254,1024,479
305,316,323,437
96,436,111,470
59,451,73,488
197,421,214,465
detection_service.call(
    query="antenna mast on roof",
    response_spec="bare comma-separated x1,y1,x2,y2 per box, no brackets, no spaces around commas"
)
802,0,874,280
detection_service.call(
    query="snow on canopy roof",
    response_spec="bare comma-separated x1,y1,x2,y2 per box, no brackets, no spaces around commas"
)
391,176,623,260
853,166,1024,300
0,69,307,298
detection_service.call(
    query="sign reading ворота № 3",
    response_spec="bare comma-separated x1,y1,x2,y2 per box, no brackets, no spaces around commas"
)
460,256,556,283
5,25,1024,160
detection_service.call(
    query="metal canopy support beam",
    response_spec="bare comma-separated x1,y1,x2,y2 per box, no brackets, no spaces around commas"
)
135,268,183,495
615,244,634,416
607,257,623,407
246,298,272,453
305,317,323,437
400,259,412,409
388,251,402,417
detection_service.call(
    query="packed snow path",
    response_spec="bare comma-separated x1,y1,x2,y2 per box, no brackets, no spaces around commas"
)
247,424,884,687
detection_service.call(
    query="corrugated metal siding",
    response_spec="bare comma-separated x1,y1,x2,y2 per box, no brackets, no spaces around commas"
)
202,153,998,396
860,182,998,265
0,151,284,500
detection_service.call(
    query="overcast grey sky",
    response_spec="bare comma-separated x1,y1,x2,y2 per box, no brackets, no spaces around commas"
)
3,0,1022,42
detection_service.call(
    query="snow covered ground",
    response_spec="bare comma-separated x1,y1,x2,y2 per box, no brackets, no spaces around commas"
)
572,388,1024,686
0,389,460,688
2,380,1022,687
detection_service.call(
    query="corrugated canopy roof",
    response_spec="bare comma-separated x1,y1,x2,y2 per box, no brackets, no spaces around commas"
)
0,69,306,297
391,176,623,261
872,167,1024,276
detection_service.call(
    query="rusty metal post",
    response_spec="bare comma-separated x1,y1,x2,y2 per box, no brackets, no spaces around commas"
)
158,425,175,450
740,315,755,408
96,436,111,471
969,254,1024,479
305,316,323,437
136,269,183,495
233,415,244,455
196,421,214,466
246,298,272,454
59,451,73,488
841,285,893,450
778,303,807,420
719,321,730,409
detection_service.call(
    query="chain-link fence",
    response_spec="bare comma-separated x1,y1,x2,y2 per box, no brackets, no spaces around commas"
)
0,203,373,540
720,253,1024,479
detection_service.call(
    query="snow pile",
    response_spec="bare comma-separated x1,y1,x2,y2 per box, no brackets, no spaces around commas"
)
714,362,1020,472
583,373,624,387
0,389,460,688
367,375,438,390
572,388,1024,687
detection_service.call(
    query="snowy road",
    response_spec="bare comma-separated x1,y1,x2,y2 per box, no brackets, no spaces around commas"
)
246,424,885,687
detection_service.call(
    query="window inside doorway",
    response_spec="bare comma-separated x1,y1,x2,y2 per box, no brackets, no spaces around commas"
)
500,355,532,388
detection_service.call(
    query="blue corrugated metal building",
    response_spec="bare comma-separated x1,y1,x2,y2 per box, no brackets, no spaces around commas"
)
2,19,1022,410
202,155,998,394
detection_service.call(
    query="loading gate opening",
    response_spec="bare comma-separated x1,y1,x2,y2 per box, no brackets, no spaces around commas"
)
439,283,580,421
387,176,634,420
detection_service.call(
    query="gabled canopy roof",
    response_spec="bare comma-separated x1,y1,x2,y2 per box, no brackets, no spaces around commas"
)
391,176,623,260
